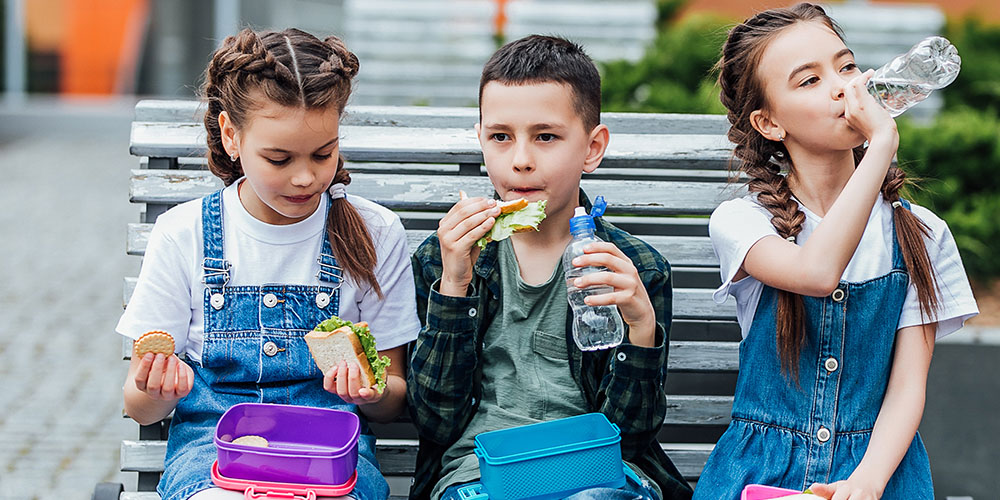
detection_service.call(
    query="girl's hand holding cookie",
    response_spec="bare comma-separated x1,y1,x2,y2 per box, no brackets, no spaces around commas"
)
134,352,193,401
132,331,192,401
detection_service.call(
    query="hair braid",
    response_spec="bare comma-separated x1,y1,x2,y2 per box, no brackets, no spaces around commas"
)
716,3,845,378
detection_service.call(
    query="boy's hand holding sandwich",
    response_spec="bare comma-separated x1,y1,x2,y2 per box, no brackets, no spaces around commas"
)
437,191,546,297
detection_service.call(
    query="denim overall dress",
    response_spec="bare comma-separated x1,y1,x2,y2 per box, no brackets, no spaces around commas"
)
694,204,933,500
158,191,389,500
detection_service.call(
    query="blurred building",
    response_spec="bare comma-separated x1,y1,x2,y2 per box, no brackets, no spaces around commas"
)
4,0,658,104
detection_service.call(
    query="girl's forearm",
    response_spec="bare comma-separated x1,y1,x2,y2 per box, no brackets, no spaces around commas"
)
852,323,935,494
796,133,898,289
358,374,407,424
123,384,179,426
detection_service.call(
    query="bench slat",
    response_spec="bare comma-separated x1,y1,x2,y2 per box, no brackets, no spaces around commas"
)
123,275,736,323
133,101,729,135
130,169,745,216
122,440,713,480
128,223,720,268
130,123,734,169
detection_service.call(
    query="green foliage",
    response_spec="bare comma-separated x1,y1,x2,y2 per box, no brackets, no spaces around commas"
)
601,13,729,114
941,18,1000,113
598,6,1000,279
897,108,1000,278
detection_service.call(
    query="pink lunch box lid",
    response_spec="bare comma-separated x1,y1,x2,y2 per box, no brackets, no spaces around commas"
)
211,460,357,498
742,484,807,500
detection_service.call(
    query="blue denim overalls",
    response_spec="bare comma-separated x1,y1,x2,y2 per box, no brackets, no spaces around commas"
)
694,203,933,500
158,191,389,500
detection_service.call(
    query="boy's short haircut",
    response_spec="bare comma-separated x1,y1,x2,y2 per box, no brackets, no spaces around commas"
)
479,35,601,131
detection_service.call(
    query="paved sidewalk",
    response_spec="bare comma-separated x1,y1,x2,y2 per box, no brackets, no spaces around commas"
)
0,99,141,499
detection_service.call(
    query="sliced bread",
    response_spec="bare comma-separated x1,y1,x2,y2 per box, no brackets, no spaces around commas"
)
305,326,375,387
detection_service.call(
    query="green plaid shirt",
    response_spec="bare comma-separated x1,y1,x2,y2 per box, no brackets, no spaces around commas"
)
406,190,693,500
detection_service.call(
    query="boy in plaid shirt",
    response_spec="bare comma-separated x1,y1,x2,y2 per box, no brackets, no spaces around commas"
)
406,35,692,500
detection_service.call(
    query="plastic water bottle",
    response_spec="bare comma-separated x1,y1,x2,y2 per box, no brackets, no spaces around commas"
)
563,196,624,351
867,36,961,117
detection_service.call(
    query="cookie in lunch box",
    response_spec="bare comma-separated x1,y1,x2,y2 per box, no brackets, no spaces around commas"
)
232,435,269,447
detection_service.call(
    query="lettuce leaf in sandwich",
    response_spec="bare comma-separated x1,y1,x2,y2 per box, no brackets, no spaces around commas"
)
477,200,547,248
314,316,391,393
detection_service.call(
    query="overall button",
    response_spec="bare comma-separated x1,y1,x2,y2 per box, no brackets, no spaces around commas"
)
263,341,279,357
263,293,278,308
831,288,846,302
825,357,839,372
316,292,331,308
210,293,225,310
817,427,832,443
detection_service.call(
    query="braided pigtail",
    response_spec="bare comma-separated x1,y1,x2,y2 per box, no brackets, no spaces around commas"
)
716,3,847,377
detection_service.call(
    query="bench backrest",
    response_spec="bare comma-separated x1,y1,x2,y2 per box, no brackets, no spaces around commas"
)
121,99,742,496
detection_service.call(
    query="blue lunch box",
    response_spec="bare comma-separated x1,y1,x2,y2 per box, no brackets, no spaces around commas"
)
469,413,626,500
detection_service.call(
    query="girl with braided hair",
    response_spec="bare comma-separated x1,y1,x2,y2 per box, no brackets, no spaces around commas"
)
693,4,978,500
117,28,419,500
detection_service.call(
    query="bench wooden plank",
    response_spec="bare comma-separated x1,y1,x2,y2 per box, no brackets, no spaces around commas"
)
123,275,736,322
130,169,745,216
134,101,729,135
130,123,734,169
128,223,720,268
122,439,714,480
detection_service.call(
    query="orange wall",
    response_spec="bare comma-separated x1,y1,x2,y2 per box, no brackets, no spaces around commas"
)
682,0,1000,23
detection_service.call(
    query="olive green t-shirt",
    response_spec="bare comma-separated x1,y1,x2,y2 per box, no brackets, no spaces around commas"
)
430,239,589,500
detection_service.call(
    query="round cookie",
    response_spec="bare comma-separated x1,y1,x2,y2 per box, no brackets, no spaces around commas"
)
134,330,175,358
232,435,269,447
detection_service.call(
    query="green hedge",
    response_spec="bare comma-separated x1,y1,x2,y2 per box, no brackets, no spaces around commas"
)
601,12,728,115
599,7,1000,280
897,108,1000,279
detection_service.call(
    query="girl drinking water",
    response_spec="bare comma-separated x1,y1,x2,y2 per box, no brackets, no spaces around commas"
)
694,4,978,499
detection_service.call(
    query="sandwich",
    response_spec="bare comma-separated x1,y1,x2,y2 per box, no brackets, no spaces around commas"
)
465,192,547,248
305,316,391,394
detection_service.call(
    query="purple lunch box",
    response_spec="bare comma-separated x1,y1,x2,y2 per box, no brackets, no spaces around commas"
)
214,403,360,485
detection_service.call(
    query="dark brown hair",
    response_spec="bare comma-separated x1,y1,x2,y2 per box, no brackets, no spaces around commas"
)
479,34,601,130
716,3,938,376
201,28,382,298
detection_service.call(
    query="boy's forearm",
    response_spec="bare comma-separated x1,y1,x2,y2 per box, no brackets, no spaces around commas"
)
598,323,669,453
407,324,479,444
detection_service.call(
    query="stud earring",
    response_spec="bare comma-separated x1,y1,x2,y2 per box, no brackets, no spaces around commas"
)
230,151,238,162
778,132,784,142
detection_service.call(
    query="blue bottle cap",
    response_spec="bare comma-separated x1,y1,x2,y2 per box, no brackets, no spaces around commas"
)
590,196,607,218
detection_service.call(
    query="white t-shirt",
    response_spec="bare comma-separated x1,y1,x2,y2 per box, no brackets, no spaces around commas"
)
117,181,421,361
710,194,979,340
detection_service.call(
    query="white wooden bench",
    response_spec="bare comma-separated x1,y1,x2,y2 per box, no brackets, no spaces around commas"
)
95,99,743,500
